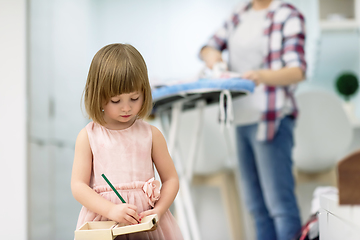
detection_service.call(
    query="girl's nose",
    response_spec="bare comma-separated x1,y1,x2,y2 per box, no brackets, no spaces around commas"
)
121,102,131,112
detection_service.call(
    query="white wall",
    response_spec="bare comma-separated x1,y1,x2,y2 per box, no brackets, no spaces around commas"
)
0,0,27,239
88,0,240,83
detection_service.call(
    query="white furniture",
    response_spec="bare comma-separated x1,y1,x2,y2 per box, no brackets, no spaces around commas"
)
343,102,360,154
293,90,353,173
318,0,360,31
319,192,360,240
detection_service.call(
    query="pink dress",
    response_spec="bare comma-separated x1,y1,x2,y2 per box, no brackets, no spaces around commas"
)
76,119,183,240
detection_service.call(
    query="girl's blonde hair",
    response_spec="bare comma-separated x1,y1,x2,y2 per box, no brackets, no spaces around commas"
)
84,43,152,125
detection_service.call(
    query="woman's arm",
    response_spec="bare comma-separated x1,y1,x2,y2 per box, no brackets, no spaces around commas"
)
243,7,306,87
140,126,179,220
242,66,304,86
200,3,249,69
71,128,140,225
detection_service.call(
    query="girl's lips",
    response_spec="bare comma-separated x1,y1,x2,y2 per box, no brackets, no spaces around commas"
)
121,115,131,118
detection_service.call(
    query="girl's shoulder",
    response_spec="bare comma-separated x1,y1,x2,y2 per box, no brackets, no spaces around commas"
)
84,121,107,133
137,119,163,140
81,121,99,143
85,121,96,130
134,119,152,132
75,126,90,147
148,124,165,143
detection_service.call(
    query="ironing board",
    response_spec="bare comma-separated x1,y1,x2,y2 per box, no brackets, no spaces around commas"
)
152,78,255,240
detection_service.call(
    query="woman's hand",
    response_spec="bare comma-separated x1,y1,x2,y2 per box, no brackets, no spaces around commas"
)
200,46,223,69
242,70,261,85
107,203,140,225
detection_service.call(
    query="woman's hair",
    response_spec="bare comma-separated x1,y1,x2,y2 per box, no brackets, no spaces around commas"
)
83,43,152,125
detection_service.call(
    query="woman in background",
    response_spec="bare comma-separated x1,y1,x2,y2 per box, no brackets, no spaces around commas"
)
200,0,306,239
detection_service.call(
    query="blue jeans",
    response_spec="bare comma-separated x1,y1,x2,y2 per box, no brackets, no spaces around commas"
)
235,116,301,240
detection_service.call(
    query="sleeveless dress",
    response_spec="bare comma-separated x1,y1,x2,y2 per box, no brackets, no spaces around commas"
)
76,119,183,240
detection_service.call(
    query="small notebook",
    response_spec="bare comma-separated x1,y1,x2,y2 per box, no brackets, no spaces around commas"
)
75,214,158,240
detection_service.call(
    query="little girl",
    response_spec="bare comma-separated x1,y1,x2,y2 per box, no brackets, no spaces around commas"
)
71,43,183,239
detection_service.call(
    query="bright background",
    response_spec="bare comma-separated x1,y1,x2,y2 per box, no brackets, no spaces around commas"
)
1,0,359,239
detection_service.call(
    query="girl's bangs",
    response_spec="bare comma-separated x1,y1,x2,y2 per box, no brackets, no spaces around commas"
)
103,63,144,100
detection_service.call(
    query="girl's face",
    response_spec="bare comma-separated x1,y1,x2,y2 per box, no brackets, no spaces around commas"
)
102,91,144,130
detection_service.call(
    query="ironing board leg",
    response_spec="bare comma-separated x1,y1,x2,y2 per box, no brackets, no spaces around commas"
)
174,190,192,240
186,100,206,182
159,109,190,239
180,176,201,240
159,101,201,240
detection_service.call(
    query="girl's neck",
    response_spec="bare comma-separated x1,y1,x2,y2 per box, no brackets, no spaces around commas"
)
252,0,272,10
102,117,137,131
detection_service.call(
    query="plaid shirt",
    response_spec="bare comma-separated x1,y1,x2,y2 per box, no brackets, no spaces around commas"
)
206,0,306,141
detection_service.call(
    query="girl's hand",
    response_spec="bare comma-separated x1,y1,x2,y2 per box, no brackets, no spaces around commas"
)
139,208,162,223
107,203,140,225
242,70,261,86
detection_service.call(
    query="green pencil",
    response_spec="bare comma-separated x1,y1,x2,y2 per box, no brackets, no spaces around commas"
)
101,174,126,203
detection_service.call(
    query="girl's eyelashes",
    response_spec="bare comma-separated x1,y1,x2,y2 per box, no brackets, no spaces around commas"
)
110,96,139,103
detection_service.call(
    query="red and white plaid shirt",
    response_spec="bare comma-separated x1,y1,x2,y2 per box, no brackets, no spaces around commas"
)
206,0,306,141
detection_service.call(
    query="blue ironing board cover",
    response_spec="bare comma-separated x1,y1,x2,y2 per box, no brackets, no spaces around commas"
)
152,78,255,111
